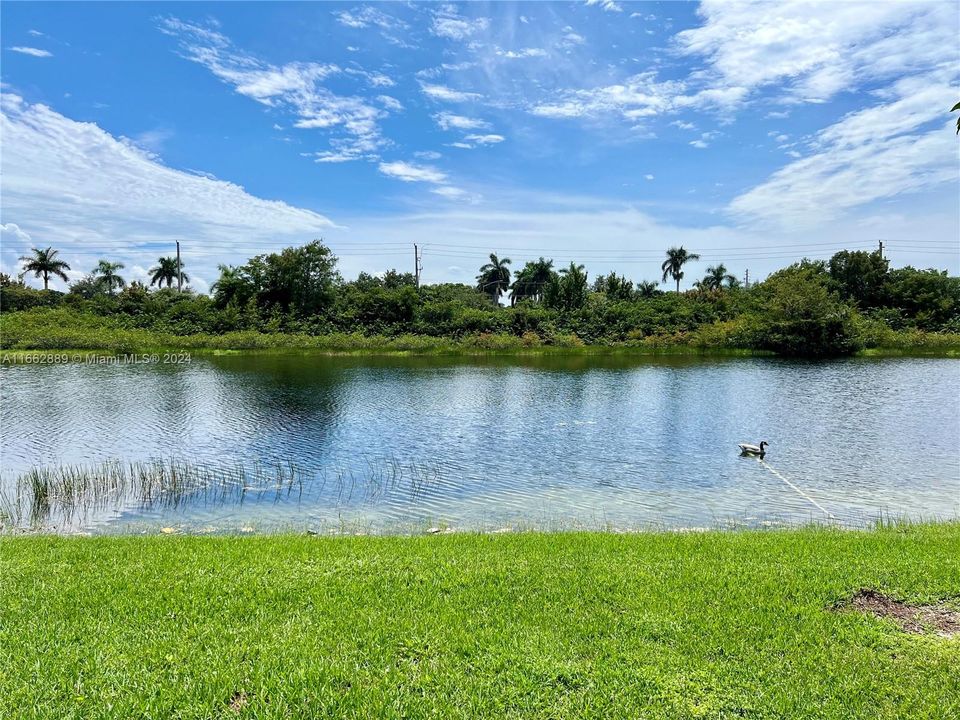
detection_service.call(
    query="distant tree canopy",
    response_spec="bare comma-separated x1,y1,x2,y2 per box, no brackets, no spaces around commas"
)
828,250,889,307
476,254,512,304
661,247,701,293
510,258,554,306
593,272,635,301
150,257,187,288
92,260,126,295
3,239,958,356
213,240,338,317
755,261,859,357
545,262,589,312
18,247,70,291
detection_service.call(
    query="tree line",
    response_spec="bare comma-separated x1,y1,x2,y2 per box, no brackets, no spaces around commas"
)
3,240,958,356
17,242,714,304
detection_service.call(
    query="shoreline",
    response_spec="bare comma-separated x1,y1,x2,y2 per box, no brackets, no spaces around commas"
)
2,344,958,363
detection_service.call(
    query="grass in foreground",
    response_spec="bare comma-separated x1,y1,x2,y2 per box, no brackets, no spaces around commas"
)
1,526,959,719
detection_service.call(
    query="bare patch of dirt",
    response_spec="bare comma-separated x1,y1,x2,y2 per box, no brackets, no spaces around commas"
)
836,588,960,638
228,690,249,713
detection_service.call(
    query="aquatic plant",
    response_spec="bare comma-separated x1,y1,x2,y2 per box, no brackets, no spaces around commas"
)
0,457,449,532
0,459,305,532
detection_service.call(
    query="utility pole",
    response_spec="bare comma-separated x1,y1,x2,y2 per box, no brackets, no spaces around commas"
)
413,244,422,288
878,239,884,259
176,240,183,292
744,269,749,289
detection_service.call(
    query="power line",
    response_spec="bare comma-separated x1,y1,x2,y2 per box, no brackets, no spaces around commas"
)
13,237,954,255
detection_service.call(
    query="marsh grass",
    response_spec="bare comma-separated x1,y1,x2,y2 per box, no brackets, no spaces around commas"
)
0,460,306,531
0,457,452,532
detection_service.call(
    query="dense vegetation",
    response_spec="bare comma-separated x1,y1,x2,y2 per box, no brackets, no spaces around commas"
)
2,526,958,719
2,242,958,356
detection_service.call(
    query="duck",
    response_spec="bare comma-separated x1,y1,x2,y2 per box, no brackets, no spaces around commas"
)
738,441,769,457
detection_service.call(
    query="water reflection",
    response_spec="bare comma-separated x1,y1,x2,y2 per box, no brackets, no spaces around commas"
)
1,354,958,533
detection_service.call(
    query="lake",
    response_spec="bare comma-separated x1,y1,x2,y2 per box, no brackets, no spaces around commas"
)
1,354,958,533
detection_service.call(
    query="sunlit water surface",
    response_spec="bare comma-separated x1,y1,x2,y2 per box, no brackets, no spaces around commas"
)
2,355,958,533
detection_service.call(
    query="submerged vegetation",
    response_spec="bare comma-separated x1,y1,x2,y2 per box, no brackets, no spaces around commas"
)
0,460,304,531
0,458,451,532
2,242,958,357
2,525,958,718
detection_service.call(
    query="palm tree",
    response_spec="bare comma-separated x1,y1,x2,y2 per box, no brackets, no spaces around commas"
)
636,280,660,298
661,246,701,293
92,260,126,295
18,247,71,290
702,263,737,291
149,256,188,288
476,253,512,304
593,272,634,301
510,257,555,305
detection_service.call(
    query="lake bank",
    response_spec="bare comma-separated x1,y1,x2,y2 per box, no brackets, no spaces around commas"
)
2,525,958,718
3,306,960,359
2,338,958,362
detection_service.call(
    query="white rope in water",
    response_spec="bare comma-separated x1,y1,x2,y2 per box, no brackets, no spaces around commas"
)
758,459,837,521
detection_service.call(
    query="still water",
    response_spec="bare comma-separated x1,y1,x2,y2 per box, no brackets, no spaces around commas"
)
1,355,958,533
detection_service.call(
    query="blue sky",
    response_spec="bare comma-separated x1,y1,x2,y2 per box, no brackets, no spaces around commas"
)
2,1,958,292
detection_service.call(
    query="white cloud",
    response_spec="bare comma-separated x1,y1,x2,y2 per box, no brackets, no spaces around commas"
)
414,150,442,160
434,112,490,131
132,128,174,153
531,1,955,136
431,186,469,199
158,17,392,161
464,134,505,145
586,0,623,13
332,5,410,45
1,222,32,244
431,5,490,41
378,161,448,184
644,174,655,181
364,71,395,88
530,72,685,121
690,131,720,150
377,159,473,203
377,95,404,112
729,73,958,229
676,0,956,105
561,29,586,47
333,7,404,30
309,150,365,164
448,142,473,149
420,83,482,103
8,46,52,58
0,95,335,291
496,47,548,59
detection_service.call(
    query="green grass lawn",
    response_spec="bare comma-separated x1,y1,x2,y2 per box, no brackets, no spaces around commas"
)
2,526,958,719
